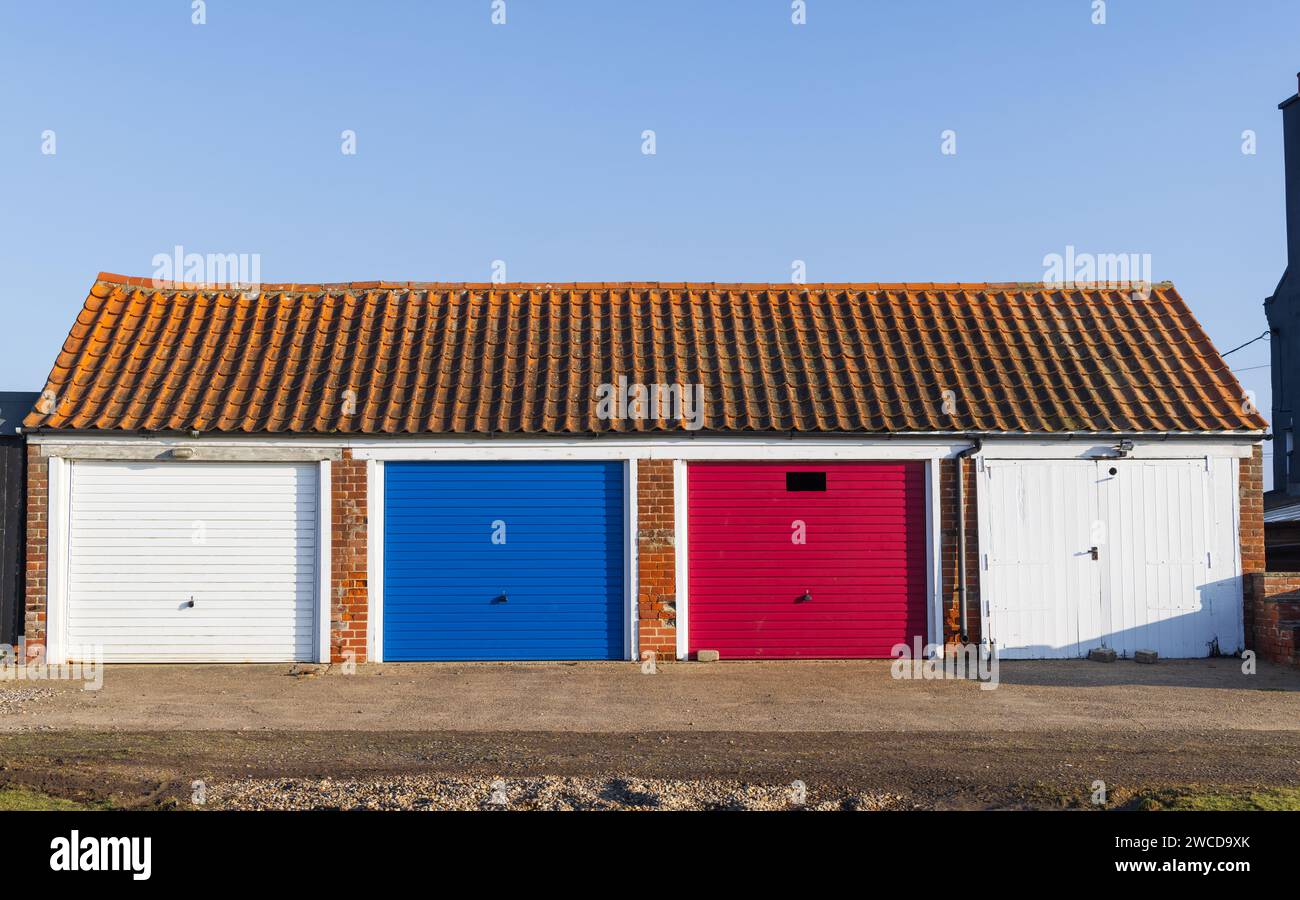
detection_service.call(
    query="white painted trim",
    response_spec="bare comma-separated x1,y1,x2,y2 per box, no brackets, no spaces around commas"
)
926,458,942,654
974,456,991,650
673,459,689,660
977,441,1255,460
317,460,332,665
36,442,339,462
369,460,385,664
45,457,70,666
352,441,967,462
625,459,638,661
1230,459,1246,651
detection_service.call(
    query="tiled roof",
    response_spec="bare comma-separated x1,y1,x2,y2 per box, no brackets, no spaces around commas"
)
23,273,1266,435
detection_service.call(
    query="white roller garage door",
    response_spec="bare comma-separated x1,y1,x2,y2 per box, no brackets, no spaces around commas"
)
65,461,320,662
980,458,1243,659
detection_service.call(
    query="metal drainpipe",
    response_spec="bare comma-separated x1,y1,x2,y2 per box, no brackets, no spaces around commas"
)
955,440,983,643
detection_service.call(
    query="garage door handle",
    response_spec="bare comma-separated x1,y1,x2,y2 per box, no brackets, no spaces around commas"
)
1089,546,1099,561
797,591,812,603
183,598,195,608
493,593,508,604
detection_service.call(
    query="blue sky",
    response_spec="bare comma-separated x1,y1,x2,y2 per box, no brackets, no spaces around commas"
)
1,0,1297,467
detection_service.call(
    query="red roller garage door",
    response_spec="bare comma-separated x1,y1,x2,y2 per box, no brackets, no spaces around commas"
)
687,461,927,659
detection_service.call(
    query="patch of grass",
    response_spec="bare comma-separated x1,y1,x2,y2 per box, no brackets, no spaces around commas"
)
0,786,92,811
1134,786,1300,811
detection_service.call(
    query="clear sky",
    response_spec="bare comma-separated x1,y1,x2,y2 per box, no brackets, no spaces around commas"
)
1,0,1297,473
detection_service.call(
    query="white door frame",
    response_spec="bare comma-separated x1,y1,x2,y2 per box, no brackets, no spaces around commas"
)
316,460,332,664
367,459,385,664
673,459,690,660
44,456,70,665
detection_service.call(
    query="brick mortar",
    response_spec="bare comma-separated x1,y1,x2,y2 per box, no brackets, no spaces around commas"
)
330,452,368,664
22,445,47,660
1249,571,1300,667
941,457,980,646
636,459,677,659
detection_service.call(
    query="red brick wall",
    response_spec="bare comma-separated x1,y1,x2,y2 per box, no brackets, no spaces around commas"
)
1247,572,1300,666
636,459,676,659
1240,447,1265,574
23,445,46,661
940,457,980,646
1240,446,1265,645
331,452,368,664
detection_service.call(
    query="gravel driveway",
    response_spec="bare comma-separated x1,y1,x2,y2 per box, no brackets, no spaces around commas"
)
3,659,1298,810
4,658,1298,733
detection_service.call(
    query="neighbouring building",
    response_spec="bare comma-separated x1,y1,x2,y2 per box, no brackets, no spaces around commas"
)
1268,73,1300,498
0,392,37,649
18,273,1266,664
1253,75,1300,665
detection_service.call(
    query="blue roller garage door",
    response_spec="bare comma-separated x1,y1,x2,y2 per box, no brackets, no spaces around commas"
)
383,461,626,661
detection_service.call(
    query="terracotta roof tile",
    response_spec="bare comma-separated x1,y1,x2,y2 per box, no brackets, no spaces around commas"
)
22,273,1267,435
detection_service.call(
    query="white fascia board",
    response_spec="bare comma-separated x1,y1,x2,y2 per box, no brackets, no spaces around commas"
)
975,439,1258,460
33,439,341,462
351,437,969,460
29,431,1263,463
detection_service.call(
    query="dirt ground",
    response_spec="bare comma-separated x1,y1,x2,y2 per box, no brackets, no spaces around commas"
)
4,658,1297,733
2,659,1298,810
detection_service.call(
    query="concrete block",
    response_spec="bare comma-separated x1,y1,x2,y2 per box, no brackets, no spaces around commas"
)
696,649,720,662
1134,649,1159,664
1088,647,1117,663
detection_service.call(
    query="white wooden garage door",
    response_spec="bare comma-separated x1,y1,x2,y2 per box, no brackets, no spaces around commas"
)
980,458,1244,659
66,461,320,662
